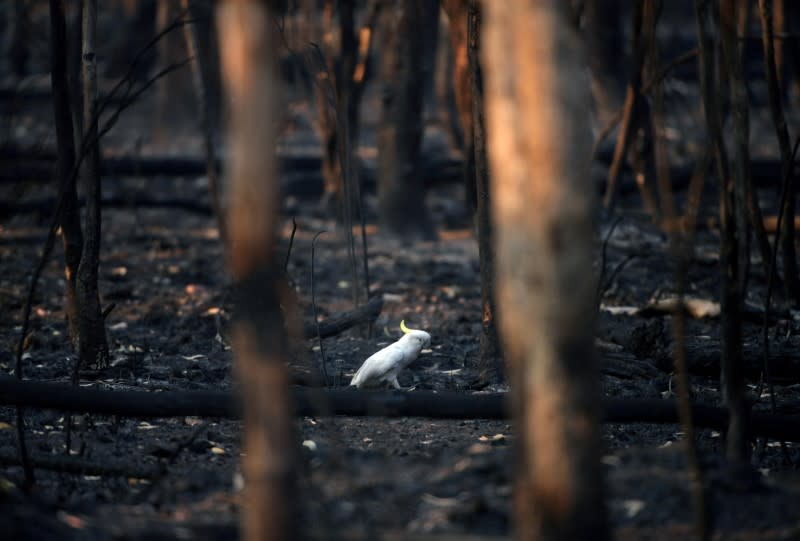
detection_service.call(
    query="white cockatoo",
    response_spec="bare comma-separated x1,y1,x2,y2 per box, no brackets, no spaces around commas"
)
349,320,431,390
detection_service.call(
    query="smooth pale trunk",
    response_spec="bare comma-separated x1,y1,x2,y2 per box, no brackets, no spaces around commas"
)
482,1,608,540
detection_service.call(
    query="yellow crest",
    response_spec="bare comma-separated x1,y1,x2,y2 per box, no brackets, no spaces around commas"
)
400,320,414,334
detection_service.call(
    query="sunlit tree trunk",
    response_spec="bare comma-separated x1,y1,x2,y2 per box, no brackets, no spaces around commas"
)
217,2,296,540
377,0,435,240
482,1,608,539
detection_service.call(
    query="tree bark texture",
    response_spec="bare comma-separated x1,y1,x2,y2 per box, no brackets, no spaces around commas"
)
76,0,108,368
217,2,296,541
467,1,502,384
482,2,608,540
49,0,84,351
377,0,435,240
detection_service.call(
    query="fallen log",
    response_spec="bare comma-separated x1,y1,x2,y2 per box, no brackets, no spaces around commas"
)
657,340,800,381
1,378,799,441
302,296,384,339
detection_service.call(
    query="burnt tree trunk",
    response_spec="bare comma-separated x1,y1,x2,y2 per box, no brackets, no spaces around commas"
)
442,0,476,219
181,0,226,243
602,2,659,219
759,0,800,306
584,0,625,126
482,1,608,539
420,0,440,120
314,0,379,220
217,2,296,540
694,0,744,460
721,0,755,462
468,1,502,384
4,0,29,77
49,0,84,351
377,0,435,240
75,0,108,367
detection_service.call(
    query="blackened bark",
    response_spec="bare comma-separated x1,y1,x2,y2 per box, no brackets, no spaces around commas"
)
181,0,226,243
759,0,800,306
4,0,29,76
584,0,625,126
316,0,379,220
49,0,83,350
442,0,475,219
468,1,502,384
695,0,747,463
720,0,754,338
377,0,435,241
603,2,659,218
420,0,440,120
75,0,108,368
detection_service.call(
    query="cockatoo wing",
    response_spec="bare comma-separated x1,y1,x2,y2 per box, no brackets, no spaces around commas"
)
350,343,408,388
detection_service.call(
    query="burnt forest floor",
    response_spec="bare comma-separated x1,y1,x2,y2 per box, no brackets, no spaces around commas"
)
3,68,800,540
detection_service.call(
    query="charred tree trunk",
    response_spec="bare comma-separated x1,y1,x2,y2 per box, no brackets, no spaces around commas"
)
720,0,752,464
313,0,337,211
759,0,800,306
49,0,84,351
482,2,608,539
603,2,659,219
420,0,440,120
4,0,29,77
584,0,625,127
75,0,108,368
314,0,379,220
442,0,476,219
181,0,226,243
154,0,192,140
377,0,435,240
217,2,296,540
695,0,748,463
468,1,502,384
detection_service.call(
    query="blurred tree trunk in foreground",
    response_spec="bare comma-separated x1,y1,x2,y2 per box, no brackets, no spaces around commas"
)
378,0,436,240
217,1,296,540
482,1,608,539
